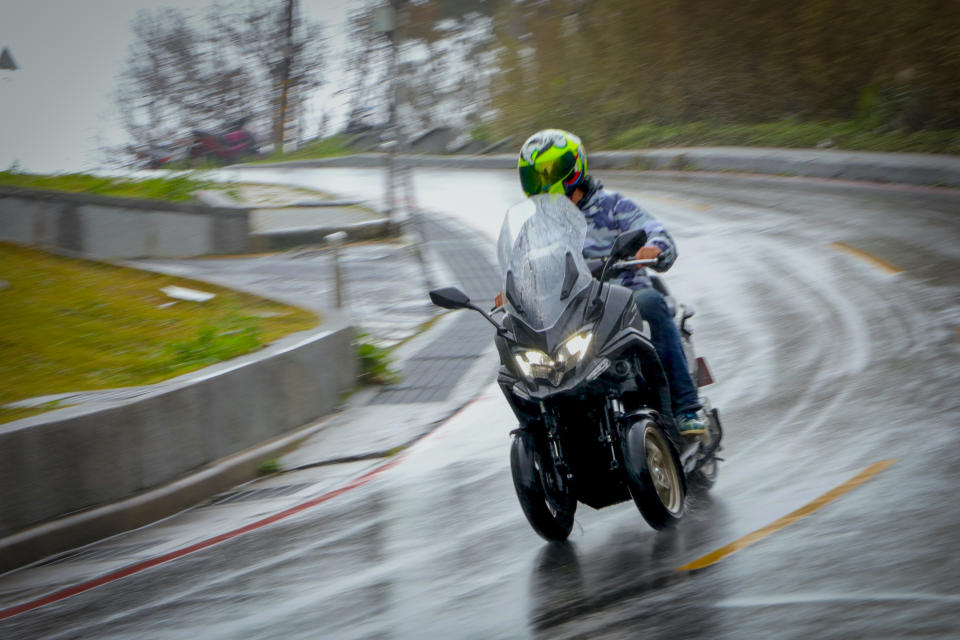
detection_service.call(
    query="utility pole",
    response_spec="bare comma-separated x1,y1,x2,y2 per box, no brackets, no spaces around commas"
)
274,0,295,152
373,2,431,292
373,2,398,225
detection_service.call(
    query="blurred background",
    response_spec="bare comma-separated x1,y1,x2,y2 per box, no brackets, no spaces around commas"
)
1,0,958,173
2,4,960,636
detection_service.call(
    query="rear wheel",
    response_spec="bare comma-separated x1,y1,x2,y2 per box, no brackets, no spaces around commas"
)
510,432,576,541
621,419,685,529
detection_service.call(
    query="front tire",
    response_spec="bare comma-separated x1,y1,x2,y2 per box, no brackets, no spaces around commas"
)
621,419,685,529
510,432,576,541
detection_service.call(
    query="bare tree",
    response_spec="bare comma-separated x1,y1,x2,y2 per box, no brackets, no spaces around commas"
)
209,0,325,149
339,0,496,142
115,1,324,159
341,1,391,133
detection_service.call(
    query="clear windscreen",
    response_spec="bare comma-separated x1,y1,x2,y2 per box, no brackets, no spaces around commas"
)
496,194,593,331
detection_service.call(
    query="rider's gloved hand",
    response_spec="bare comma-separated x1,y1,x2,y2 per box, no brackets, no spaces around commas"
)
633,246,662,264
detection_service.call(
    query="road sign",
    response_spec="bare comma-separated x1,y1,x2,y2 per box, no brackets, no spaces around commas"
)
0,48,16,70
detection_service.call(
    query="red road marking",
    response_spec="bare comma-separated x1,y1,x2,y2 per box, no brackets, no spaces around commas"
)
0,456,404,621
0,393,492,621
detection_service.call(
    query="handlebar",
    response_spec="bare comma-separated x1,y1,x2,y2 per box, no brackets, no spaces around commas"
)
613,258,659,268
587,257,658,279
495,257,661,310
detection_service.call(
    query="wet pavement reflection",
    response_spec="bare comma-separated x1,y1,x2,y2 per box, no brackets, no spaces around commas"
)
1,169,959,639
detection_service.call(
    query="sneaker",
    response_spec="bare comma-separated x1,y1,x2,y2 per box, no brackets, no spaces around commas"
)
677,411,707,437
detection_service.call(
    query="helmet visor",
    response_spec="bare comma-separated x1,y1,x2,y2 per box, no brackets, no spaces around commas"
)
519,150,579,196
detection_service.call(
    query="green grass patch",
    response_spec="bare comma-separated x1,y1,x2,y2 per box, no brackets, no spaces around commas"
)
0,242,319,423
0,170,225,202
251,134,354,164
608,120,960,155
257,458,283,475
354,331,402,385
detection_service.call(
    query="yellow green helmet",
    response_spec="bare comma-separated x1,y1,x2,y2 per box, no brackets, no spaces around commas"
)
518,129,587,197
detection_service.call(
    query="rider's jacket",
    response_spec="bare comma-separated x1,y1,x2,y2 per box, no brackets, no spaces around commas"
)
576,176,677,289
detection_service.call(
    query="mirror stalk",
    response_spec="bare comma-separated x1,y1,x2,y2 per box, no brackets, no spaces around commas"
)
430,287,509,336
467,303,508,334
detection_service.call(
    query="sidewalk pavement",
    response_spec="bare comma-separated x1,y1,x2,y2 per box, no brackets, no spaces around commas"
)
136,187,503,475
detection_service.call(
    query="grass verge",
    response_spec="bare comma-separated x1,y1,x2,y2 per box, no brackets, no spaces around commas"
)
0,242,319,423
249,134,354,164
215,121,960,164
608,120,960,155
0,170,231,202
355,331,402,385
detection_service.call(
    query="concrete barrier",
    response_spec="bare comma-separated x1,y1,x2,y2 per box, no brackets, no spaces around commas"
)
408,127,456,154
248,148,960,189
249,220,398,252
0,320,355,571
0,186,251,258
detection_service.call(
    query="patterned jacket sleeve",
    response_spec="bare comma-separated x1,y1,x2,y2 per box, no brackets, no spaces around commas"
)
614,194,677,272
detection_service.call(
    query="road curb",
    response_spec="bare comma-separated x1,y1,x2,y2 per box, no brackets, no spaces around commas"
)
0,319,356,573
0,185,250,259
0,413,337,574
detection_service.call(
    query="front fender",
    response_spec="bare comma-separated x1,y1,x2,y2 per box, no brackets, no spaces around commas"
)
509,431,539,493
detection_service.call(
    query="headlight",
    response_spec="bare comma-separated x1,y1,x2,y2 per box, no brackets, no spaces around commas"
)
513,330,594,384
557,331,593,366
514,349,555,380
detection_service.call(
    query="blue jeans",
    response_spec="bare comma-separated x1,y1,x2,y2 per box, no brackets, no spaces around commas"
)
631,287,701,416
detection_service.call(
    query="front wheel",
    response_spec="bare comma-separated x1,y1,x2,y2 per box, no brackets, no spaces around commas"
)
510,432,576,541
621,419,685,529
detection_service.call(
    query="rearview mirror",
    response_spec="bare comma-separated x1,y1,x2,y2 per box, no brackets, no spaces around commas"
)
429,286,471,310
610,229,648,259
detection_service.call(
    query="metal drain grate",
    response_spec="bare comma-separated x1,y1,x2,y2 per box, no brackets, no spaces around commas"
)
369,311,493,404
205,483,313,506
419,216,500,303
369,355,481,404
366,214,499,405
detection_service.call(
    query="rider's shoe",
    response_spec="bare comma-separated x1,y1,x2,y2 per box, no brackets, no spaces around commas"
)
678,411,707,438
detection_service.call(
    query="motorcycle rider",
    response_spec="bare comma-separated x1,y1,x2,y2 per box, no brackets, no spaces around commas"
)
505,128,706,437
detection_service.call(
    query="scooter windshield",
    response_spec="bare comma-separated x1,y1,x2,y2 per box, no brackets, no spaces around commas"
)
497,194,593,331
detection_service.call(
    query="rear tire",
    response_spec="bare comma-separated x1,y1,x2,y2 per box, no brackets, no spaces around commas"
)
510,432,576,541
621,418,685,529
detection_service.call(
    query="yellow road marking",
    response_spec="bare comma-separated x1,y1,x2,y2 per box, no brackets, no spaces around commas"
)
677,460,897,571
829,242,903,274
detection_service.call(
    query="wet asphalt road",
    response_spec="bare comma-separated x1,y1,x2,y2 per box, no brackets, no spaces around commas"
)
2,169,959,639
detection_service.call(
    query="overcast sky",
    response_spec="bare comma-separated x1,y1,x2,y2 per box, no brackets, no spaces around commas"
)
0,0,354,173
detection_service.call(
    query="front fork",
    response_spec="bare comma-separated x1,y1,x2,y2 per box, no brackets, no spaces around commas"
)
602,396,625,471
538,401,573,501
542,397,631,483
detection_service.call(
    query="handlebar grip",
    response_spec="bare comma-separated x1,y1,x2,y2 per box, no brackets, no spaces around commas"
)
617,259,658,267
